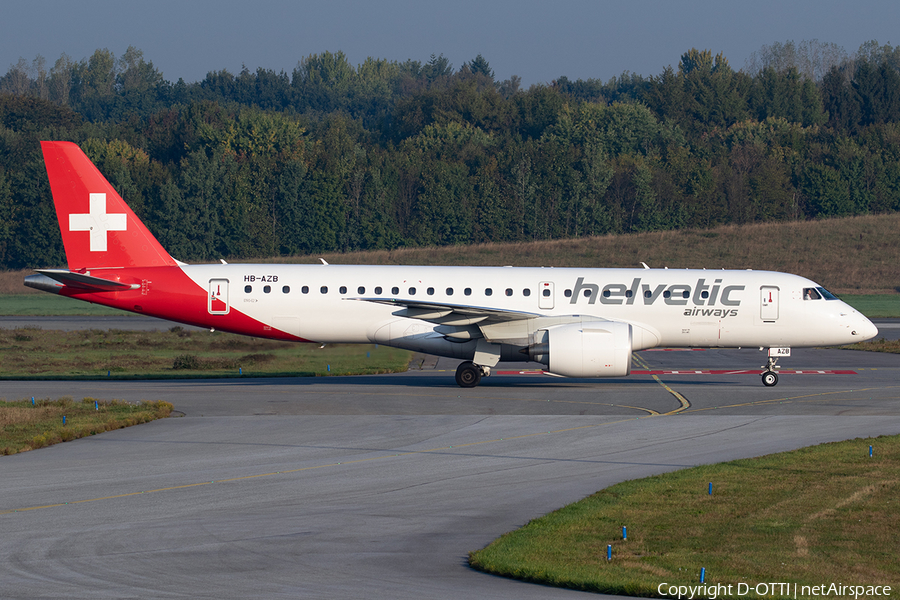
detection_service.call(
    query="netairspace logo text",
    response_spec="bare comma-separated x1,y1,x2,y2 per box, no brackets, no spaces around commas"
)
657,582,892,599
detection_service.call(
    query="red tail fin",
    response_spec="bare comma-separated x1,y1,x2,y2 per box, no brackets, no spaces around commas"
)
41,141,177,269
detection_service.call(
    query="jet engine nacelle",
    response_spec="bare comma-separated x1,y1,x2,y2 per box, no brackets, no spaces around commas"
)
530,321,632,378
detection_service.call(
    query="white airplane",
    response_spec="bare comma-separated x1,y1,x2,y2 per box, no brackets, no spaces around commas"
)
26,141,878,387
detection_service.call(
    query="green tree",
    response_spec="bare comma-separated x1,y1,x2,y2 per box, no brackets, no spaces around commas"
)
410,160,472,245
748,67,825,127
466,54,494,80
803,163,851,217
422,54,453,83
0,167,12,266
71,48,117,119
292,51,354,112
48,53,74,106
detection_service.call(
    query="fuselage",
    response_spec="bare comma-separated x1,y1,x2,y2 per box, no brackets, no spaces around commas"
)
31,263,878,363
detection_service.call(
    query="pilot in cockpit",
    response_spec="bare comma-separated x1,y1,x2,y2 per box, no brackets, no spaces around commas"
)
803,287,822,300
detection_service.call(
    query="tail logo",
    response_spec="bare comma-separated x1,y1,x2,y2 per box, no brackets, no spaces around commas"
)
69,193,127,252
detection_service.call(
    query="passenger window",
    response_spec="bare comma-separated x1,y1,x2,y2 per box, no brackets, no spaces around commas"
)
302,285,309,294
803,288,822,300
375,286,382,295
682,290,689,299
244,285,252,293
485,288,493,296
523,289,531,297
464,288,472,296
564,289,572,297
542,289,550,297
663,290,671,299
264,285,271,294
391,286,399,295
339,286,347,294
408,287,416,295
625,290,633,298
701,290,709,299
446,287,454,295
427,287,435,295
644,290,652,298
283,286,290,294
358,286,365,294
505,288,513,296
320,286,328,294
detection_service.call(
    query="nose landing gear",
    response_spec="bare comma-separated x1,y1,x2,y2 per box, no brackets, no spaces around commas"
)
761,368,779,387
760,347,789,386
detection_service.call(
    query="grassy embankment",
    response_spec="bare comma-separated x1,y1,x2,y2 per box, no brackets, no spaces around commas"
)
0,327,410,379
1,397,173,455
469,434,900,598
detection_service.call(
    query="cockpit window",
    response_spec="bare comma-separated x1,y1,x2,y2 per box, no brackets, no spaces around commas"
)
817,286,839,300
803,287,821,300
803,287,840,300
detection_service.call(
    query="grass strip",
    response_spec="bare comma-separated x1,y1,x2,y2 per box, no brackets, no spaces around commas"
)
0,294,128,316
469,434,900,598
840,294,900,318
1,397,173,455
0,326,412,379
844,338,900,354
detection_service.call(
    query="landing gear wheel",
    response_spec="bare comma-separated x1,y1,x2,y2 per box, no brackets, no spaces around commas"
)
762,371,778,387
455,361,482,388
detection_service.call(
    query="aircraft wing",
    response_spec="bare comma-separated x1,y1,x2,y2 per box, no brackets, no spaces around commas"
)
353,297,539,326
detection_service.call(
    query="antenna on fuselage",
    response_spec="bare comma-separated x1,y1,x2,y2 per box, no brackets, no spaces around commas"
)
640,262,650,269
319,258,329,265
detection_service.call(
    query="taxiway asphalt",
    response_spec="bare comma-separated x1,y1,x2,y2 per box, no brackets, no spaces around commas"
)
1,335,899,598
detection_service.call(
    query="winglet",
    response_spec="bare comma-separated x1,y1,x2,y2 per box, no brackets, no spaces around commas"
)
40,141,177,270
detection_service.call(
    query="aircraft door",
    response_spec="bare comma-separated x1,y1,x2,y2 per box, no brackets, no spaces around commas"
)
538,281,554,310
209,279,230,315
760,286,779,321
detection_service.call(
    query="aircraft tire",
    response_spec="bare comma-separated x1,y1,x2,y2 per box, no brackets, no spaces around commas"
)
761,371,778,387
455,361,482,388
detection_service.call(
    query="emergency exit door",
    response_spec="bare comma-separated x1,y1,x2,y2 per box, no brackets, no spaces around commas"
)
760,286,779,321
209,279,230,315
538,281,554,309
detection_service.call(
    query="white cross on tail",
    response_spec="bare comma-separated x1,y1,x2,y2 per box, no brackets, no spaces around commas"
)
68,193,127,252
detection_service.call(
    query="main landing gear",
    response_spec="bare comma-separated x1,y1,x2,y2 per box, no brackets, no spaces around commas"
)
455,361,490,388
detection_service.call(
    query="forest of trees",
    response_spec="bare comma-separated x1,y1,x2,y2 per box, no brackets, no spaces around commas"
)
1,41,899,269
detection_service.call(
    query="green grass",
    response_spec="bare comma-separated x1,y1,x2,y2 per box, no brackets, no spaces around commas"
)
1,397,173,455
0,326,412,379
0,294,127,316
469,435,900,598
840,294,900,318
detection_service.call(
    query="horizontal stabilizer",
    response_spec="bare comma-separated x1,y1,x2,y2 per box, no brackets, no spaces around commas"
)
26,269,139,293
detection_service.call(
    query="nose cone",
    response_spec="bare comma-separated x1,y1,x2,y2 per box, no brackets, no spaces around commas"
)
853,314,879,342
